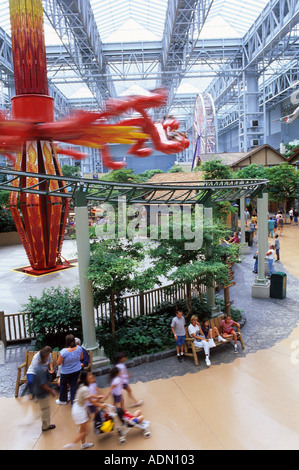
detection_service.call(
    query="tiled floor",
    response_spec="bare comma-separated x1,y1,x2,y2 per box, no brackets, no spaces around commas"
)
1,225,299,450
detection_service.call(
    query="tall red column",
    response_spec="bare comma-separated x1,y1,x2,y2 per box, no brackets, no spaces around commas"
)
8,0,69,272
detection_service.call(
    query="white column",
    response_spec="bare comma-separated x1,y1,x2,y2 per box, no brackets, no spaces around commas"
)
204,203,220,315
240,197,250,254
252,189,270,298
75,189,108,365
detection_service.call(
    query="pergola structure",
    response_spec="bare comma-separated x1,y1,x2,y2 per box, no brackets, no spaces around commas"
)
0,168,267,205
0,166,270,363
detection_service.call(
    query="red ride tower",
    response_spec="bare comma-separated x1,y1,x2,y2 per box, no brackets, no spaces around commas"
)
8,0,70,273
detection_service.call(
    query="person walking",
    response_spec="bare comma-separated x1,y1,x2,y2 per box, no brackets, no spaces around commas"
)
63,370,102,450
266,245,275,277
268,217,275,238
276,211,283,236
245,208,250,227
56,334,83,406
34,348,56,432
289,208,294,226
274,234,280,262
115,352,143,407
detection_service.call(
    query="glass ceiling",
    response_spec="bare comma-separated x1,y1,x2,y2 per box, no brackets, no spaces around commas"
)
0,0,271,100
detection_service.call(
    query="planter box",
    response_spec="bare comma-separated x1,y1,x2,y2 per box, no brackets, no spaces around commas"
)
0,231,21,246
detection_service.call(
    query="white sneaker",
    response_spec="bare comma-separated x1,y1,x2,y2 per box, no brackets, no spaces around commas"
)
56,399,67,405
81,442,94,450
205,356,211,366
234,344,238,353
218,335,226,343
208,339,216,348
130,400,143,407
63,442,76,449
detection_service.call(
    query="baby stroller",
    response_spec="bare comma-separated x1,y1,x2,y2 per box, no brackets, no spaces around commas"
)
94,406,115,436
115,406,151,445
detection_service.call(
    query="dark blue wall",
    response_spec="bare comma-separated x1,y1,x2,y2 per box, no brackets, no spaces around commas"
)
108,144,176,174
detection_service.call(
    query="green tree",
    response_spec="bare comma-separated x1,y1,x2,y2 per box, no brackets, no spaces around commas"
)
137,169,164,181
148,216,235,320
100,168,140,183
22,286,82,349
61,164,81,178
235,164,268,180
0,190,16,232
167,164,184,173
194,160,237,224
266,163,298,214
197,159,234,180
87,239,161,337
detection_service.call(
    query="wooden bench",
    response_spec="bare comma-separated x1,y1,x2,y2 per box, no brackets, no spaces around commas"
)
184,315,244,366
15,349,93,398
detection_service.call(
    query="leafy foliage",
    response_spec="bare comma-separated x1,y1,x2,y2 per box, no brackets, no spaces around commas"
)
22,286,83,350
266,163,298,211
197,159,234,180
0,190,16,233
96,295,243,361
87,238,161,336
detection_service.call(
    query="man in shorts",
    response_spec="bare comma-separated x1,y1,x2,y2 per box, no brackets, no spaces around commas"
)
171,310,186,362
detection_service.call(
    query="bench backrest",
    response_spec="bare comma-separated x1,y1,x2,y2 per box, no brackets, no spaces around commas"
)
209,316,224,331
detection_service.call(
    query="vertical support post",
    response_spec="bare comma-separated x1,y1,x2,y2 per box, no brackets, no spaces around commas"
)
0,311,7,348
204,200,220,315
240,197,250,254
252,188,270,298
75,188,108,365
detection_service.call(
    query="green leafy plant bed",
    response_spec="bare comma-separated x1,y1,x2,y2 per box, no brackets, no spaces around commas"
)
22,286,83,350
96,296,243,362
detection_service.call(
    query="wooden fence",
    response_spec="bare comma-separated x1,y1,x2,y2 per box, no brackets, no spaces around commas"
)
0,311,34,346
0,281,207,344
94,281,205,324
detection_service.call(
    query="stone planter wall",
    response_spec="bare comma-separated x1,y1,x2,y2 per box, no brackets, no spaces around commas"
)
0,231,21,246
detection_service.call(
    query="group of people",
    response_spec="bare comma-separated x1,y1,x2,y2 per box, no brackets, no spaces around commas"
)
171,310,240,366
28,335,143,450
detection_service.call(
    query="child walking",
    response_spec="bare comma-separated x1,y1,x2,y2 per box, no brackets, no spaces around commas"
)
115,352,143,408
63,370,103,450
103,367,124,408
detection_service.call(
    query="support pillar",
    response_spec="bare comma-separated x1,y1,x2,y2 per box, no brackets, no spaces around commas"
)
252,189,270,298
75,188,109,366
240,197,250,254
204,201,220,316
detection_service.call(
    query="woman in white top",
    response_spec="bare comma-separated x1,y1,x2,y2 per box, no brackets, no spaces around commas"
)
188,315,212,366
26,346,54,397
266,245,275,277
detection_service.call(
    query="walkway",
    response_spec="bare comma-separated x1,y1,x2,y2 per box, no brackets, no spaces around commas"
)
0,225,299,450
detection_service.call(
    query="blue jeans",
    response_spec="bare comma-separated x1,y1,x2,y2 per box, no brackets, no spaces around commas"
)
59,370,81,405
27,373,35,394
267,259,274,276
